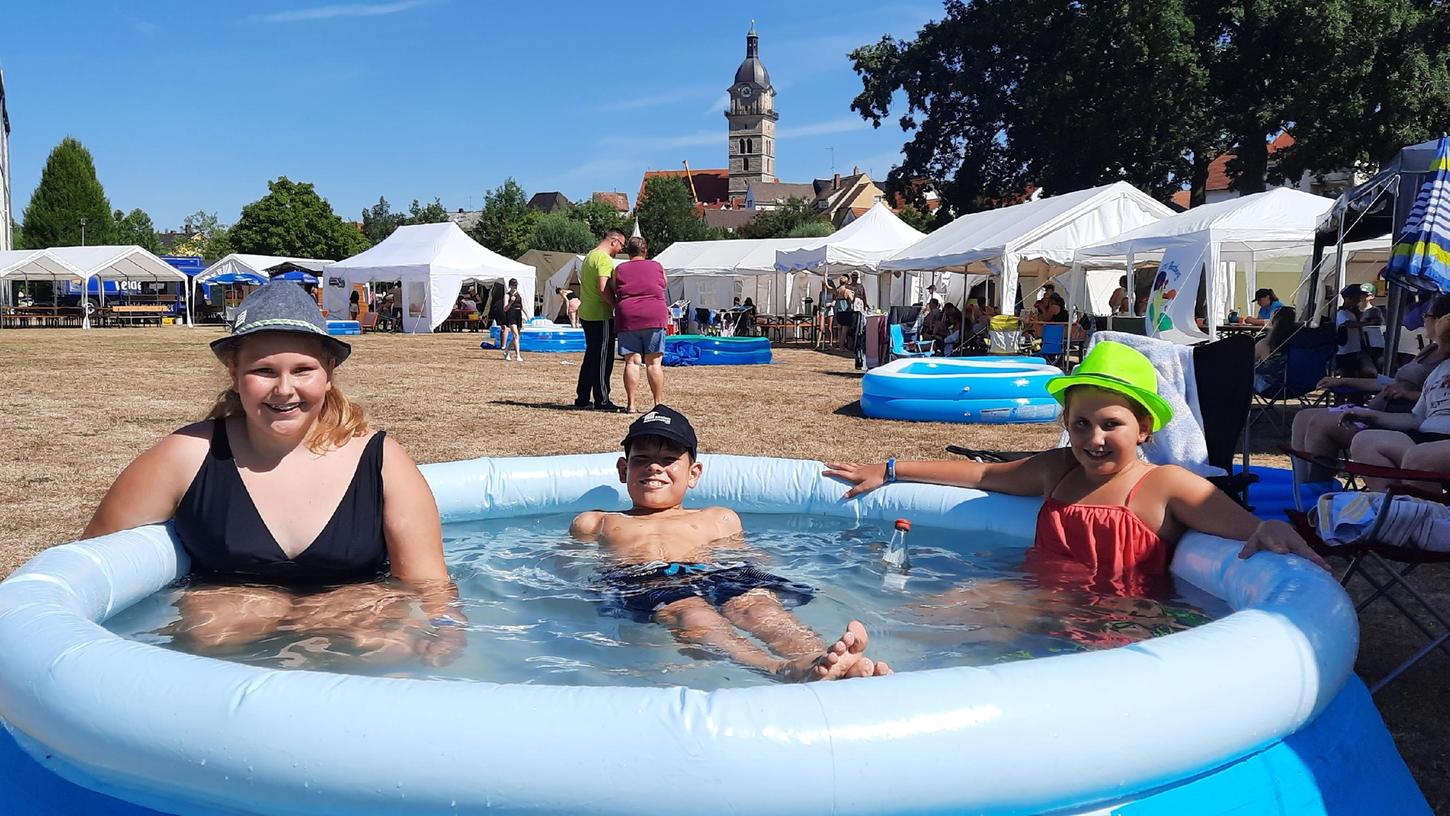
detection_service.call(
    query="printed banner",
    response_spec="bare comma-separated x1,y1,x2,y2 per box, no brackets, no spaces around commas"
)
1146,244,1207,344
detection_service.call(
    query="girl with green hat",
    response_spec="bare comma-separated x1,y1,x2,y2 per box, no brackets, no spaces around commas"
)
826,341,1327,596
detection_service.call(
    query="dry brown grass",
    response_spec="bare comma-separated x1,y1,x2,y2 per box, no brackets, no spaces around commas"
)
0,327,1444,810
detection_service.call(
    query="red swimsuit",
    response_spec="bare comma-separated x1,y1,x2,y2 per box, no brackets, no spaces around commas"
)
1028,467,1172,597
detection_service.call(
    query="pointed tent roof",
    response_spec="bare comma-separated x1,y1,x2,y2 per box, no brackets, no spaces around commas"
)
48,246,186,282
197,253,333,286
774,201,925,273
1077,187,1333,260
0,249,85,281
329,222,532,281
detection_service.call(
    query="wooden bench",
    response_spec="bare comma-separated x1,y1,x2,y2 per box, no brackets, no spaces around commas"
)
103,305,173,327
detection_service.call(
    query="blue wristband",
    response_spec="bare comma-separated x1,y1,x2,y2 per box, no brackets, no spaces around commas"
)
885,457,897,484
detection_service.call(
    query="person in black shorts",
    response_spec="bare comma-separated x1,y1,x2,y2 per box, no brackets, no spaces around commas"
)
499,278,525,362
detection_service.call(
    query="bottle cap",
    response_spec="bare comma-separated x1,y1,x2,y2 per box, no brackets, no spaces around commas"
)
894,518,911,531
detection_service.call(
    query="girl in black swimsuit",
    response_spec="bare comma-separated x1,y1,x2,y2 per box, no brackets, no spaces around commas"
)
500,277,525,362
85,283,464,666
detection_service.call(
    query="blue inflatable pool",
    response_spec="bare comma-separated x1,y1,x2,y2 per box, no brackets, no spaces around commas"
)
664,334,771,366
325,319,360,336
0,454,1428,815
486,322,585,353
862,356,1062,423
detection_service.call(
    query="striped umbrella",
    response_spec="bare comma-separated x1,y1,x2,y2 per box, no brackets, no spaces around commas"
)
1385,135,1450,293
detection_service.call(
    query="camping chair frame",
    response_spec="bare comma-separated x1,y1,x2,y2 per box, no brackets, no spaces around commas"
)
1280,444,1450,692
888,323,934,361
1249,325,1337,435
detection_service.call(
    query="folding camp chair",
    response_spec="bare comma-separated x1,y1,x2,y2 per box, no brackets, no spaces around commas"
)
1249,324,1336,433
1280,447,1450,692
1038,323,1069,370
888,323,934,361
948,333,1259,506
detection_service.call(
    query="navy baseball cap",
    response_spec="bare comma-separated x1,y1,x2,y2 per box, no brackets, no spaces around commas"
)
210,282,351,363
621,405,698,458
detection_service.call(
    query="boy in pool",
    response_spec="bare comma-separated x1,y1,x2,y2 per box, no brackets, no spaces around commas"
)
571,405,891,681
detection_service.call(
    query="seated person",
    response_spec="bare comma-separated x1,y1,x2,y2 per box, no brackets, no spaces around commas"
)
1243,288,1284,327
1024,295,1065,338
1292,296,1450,481
915,298,943,352
571,406,890,681
1253,306,1297,364
826,341,1328,598
938,303,963,351
1335,284,1379,377
1108,276,1131,315
458,294,479,314
1345,355,1450,492
84,283,462,666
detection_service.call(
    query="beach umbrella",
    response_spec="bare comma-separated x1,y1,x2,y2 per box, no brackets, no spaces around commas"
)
207,270,268,285
1385,135,1450,293
271,269,320,285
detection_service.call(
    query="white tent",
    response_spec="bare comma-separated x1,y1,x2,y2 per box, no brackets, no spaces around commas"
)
1,246,187,328
881,182,1173,313
1076,187,1333,341
0,249,92,325
774,201,930,311
326,222,535,333
195,253,333,286
656,237,818,314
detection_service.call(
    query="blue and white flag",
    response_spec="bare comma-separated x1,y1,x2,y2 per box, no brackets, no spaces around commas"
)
1386,135,1450,293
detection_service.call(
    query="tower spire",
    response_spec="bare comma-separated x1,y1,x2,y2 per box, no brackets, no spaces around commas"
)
746,22,758,58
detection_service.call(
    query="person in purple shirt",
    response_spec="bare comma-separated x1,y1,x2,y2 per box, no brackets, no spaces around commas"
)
612,236,670,413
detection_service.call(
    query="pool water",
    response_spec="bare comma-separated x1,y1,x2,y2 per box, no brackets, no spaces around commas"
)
104,513,1225,689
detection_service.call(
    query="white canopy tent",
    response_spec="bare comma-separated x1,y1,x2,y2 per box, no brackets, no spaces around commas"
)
656,237,818,314
1075,187,1333,342
326,222,535,333
0,249,92,326
881,182,1173,313
775,201,929,311
193,253,333,323
1,246,187,327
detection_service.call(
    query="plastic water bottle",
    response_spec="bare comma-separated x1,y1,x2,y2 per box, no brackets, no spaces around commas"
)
883,519,911,570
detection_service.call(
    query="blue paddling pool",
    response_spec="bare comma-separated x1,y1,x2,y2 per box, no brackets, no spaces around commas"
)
485,322,585,353
664,334,771,366
862,356,1062,423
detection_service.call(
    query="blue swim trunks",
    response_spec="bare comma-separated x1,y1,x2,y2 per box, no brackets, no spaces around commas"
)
599,561,814,622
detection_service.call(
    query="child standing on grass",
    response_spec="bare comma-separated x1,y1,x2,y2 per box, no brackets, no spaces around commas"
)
571,406,891,681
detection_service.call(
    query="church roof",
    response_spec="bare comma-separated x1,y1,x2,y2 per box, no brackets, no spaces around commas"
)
734,26,770,88
639,169,732,208
591,192,629,212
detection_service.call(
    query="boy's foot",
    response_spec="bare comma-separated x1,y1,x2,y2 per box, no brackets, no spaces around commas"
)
846,657,894,678
779,620,871,682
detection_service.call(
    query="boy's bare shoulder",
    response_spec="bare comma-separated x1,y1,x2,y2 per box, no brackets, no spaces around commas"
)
698,506,742,532
569,510,607,540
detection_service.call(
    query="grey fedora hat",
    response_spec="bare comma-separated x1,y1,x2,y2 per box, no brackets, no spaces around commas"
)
210,282,352,363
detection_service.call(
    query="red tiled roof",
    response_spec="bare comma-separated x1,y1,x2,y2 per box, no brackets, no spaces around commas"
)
638,169,732,208
1171,190,1191,210
1205,133,1296,191
592,191,629,212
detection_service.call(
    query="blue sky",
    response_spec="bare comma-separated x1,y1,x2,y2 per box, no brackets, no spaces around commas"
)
2,1,940,230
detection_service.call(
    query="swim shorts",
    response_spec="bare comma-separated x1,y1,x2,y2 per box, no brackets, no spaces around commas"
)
599,561,814,622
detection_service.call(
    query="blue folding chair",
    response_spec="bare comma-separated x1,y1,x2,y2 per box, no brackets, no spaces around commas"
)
1039,323,1069,369
1250,324,1337,433
889,323,934,360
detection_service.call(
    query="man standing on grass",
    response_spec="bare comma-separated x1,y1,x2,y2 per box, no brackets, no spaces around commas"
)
576,228,627,410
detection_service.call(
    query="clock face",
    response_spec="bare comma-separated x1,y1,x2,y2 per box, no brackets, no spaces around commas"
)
740,86,753,98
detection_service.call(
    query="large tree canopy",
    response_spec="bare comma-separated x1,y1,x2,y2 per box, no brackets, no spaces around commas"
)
113,208,161,253
20,137,115,248
851,0,1450,211
530,212,596,253
740,198,834,239
230,177,369,259
472,179,538,259
635,177,720,256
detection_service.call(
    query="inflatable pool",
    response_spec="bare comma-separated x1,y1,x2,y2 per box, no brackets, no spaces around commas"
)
664,334,771,366
0,454,1428,815
862,356,1062,423
485,321,585,353
325,319,360,336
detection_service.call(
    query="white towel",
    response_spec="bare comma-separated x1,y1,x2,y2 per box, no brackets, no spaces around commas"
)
1313,491,1450,551
1057,331,1223,478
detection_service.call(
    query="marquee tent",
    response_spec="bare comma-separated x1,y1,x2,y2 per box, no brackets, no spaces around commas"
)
881,182,1173,313
774,201,929,310
1,246,189,327
326,222,535,333
195,254,332,287
1075,187,1332,342
518,249,591,316
0,249,91,324
656,237,818,313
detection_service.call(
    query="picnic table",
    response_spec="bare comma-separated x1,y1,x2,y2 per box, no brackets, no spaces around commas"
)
439,309,482,332
0,306,86,328
99,304,173,327
756,314,816,345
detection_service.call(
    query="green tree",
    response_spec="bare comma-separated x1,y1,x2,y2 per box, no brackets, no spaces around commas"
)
740,198,833,239
895,205,937,233
567,199,630,239
230,177,369,260
635,176,720,255
171,211,233,262
361,196,402,244
406,198,450,225
785,220,836,239
472,179,539,258
112,208,162,253
20,137,115,247
529,212,595,253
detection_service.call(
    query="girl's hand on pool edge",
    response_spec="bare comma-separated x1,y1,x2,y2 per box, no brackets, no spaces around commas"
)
1238,520,1331,571
823,462,887,499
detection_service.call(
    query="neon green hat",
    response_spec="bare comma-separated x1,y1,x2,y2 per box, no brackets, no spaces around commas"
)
1045,341,1174,431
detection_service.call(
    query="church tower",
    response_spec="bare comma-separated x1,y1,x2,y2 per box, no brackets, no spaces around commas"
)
726,23,777,199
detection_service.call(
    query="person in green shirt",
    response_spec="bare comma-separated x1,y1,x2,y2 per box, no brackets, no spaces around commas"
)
575,229,627,409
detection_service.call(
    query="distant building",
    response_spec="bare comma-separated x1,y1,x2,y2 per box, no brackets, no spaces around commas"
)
1,66,11,251
1171,134,1367,209
638,168,733,210
448,208,483,233
591,192,629,213
727,23,777,198
745,182,815,211
528,192,572,213
703,209,757,233
810,169,885,225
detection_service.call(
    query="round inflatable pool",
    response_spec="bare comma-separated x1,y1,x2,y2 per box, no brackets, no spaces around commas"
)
664,334,771,366
485,321,584,353
0,454,1428,815
862,356,1062,423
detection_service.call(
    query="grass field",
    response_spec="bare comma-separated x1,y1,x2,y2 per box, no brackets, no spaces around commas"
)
0,326,1444,811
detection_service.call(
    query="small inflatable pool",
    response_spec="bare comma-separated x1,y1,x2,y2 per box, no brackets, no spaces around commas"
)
0,453,1428,814
664,334,771,366
325,319,360,336
862,356,1062,423
485,322,585,353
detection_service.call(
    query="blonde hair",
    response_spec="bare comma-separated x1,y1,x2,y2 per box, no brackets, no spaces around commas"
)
207,338,369,453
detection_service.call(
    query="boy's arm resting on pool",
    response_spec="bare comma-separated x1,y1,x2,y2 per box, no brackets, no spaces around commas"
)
83,423,211,540
1158,465,1331,570
824,449,1066,499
